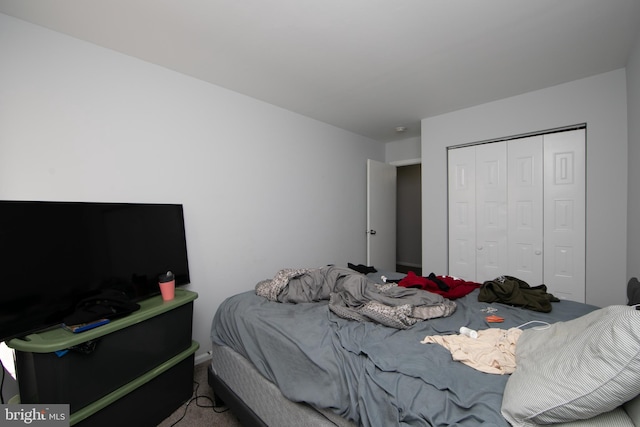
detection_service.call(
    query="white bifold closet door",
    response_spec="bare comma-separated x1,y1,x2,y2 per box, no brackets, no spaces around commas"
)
448,129,585,302
476,141,508,283
507,136,544,288
542,130,586,302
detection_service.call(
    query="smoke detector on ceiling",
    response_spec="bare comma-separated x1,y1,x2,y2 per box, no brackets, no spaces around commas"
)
395,126,407,133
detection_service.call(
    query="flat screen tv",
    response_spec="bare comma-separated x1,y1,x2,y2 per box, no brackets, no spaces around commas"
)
0,200,190,343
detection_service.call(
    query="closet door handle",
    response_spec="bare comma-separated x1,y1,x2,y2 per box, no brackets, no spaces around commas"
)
535,250,542,255
477,245,483,251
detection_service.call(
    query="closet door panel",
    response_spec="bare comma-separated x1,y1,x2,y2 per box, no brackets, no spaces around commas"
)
507,136,543,286
475,142,507,283
448,146,476,280
543,129,586,302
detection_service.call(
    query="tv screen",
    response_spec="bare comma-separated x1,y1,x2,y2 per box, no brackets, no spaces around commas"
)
0,200,190,342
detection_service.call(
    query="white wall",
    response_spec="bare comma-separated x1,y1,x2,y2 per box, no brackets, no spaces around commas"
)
422,69,629,307
386,136,421,165
0,14,384,363
627,30,640,281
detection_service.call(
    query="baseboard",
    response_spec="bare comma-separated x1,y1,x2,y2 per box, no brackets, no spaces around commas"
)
194,352,212,365
396,263,422,276
396,262,422,268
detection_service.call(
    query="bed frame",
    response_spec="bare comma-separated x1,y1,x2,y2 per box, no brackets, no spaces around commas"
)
207,343,355,427
208,364,267,427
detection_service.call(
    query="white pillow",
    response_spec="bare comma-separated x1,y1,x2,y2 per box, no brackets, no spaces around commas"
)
501,305,640,426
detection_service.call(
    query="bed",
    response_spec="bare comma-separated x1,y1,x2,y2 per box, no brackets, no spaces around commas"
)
208,266,640,426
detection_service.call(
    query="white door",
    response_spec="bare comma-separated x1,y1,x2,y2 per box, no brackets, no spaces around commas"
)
475,141,508,283
507,136,544,285
448,146,476,280
367,159,396,271
448,143,508,283
543,129,586,302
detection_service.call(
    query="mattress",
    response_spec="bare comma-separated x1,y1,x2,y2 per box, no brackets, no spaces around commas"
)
210,270,598,426
209,349,640,427
210,343,355,427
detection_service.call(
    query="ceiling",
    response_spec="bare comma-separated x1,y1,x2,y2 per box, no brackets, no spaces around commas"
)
1,0,639,142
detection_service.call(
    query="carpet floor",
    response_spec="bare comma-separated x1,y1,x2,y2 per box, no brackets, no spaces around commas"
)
157,360,243,427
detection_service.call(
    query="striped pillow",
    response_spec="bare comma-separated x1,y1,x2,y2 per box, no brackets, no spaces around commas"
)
501,306,640,426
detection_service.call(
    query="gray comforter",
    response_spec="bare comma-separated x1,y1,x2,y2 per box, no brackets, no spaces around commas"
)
255,266,456,329
211,271,596,426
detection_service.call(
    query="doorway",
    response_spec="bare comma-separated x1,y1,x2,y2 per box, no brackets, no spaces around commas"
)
396,163,422,275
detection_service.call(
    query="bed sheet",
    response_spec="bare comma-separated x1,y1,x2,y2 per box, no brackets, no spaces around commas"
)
211,284,596,427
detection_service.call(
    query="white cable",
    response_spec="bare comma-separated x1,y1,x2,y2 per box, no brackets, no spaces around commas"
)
514,320,551,330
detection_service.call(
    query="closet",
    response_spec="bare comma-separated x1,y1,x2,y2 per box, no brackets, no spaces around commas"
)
448,128,585,302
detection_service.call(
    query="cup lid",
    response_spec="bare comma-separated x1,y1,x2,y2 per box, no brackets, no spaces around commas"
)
159,270,175,283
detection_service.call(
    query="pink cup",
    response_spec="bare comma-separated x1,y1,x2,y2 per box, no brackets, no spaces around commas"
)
158,271,176,301
159,280,175,301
